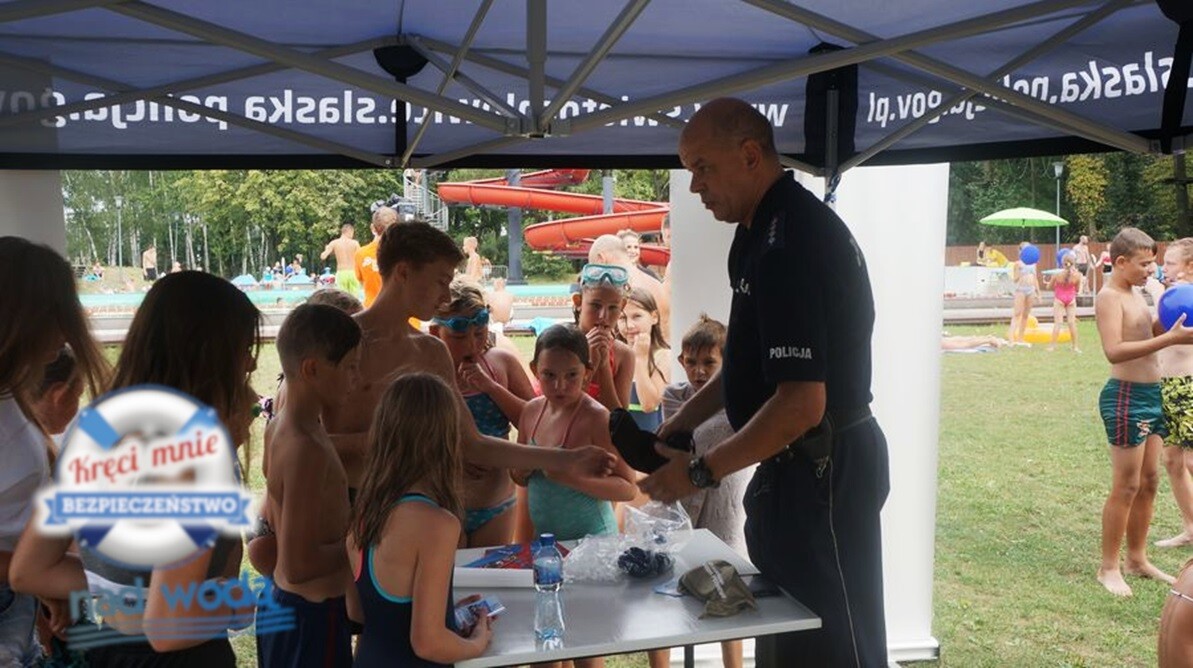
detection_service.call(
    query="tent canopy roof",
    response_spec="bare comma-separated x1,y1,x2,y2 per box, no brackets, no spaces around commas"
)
0,0,1187,170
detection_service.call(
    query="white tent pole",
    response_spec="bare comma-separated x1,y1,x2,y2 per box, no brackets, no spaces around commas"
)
0,52,393,167
0,0,125,23
746,0,1152,155
539,0,651,127
401,2,500,167
107,1,514,134
526,0,548,135
841,0,1131,171
0,37,396,129
568,0,1105,133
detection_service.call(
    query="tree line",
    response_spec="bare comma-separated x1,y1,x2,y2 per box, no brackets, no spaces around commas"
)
64,157,1178,276
947,153,1188,246
62,168,668,279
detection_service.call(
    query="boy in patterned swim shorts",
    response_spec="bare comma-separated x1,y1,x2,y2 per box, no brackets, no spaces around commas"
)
1095,228,1193,597
1151,238,1193,549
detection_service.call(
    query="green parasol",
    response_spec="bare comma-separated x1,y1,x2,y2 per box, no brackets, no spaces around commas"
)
979,207,1069,248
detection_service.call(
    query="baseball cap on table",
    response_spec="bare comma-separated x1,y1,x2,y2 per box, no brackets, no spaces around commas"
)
678,560,757,618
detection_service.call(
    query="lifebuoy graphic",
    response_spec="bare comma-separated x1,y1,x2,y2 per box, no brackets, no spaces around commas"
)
38,385,253,569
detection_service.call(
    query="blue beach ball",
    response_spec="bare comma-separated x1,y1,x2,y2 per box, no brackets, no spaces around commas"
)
1159,284,1193,330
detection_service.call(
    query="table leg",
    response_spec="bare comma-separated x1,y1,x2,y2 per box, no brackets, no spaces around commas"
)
683,644,694,668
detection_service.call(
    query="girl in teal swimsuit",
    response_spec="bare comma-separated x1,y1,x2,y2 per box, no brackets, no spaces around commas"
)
512,324,637,543
432,279,536,548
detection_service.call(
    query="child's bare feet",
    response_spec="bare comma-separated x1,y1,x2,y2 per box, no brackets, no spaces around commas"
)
1098,568,1133,596
1124,560,1176,584
1155,532,1193,548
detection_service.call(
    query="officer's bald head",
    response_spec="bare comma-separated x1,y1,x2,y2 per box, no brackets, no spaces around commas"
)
682,98,778,158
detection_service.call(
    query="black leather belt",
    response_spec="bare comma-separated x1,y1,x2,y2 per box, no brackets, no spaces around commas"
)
765,405,873,466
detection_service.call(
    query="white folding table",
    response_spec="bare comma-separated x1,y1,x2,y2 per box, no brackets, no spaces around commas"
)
454,529,820,668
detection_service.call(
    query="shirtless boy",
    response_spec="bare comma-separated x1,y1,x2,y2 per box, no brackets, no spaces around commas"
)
1148,238,1193,548
320,223,362,296
1095,227,1193,596
324,222,614,497
259,303,361,666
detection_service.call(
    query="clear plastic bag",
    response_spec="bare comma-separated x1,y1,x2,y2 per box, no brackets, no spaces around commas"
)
624,501,693,553
562,533,627,583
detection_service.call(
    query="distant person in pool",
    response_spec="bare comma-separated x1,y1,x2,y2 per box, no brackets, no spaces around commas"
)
486,278,514,326
320,223,362,297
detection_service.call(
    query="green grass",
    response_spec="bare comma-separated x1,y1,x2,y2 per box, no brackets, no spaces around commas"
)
933,320,1185,667
114,319,1188,666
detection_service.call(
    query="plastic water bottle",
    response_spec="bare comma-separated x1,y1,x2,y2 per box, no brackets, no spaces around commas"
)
533,533,565,645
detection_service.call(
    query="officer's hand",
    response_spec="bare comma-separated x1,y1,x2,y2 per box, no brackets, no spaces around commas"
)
656,411,695,444
638,443,697,503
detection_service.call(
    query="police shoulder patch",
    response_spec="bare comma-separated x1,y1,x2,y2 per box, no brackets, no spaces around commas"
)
762,211,787,251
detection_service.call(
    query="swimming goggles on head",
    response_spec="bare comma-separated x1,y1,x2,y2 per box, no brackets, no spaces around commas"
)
432,308,490,333
580,263,630,287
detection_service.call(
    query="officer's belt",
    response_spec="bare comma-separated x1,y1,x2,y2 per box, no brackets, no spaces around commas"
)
764,405,873,466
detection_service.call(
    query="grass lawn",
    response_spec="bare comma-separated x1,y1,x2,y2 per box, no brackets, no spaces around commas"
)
112,317,1186,667
934,320,1186,667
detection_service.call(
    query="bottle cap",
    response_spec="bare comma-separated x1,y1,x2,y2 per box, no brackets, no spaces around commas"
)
539,533,556,545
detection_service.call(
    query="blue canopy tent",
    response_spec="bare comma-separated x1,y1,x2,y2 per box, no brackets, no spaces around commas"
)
1,1,1191,662
0,0,1188,174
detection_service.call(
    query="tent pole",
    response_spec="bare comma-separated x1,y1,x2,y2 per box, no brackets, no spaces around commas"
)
0,52,393,167
841,0,1130,171
569,0,1107,133
539,0,651,127
0,0,125,24
399,1,501,167
527,0,547,135
0,37,396,130
748,0,1151,155
419,36,686,130
108,1,512,134
407,36,520,120
415,137,527,169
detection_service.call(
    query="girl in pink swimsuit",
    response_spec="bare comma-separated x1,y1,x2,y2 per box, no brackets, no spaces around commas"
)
1046,251,1081,352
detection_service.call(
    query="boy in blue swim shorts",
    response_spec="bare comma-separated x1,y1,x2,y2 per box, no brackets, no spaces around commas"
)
1094,227,1193,597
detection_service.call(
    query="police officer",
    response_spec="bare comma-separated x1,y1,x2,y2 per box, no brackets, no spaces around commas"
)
640,98,890,667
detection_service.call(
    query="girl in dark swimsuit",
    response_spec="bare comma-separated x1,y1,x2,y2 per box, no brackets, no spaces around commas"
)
347,374,493,667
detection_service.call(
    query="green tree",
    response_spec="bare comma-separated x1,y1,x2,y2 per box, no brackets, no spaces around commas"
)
1064,155,1108,239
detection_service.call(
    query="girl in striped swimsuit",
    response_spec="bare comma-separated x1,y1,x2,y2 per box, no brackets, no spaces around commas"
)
432,280,536,548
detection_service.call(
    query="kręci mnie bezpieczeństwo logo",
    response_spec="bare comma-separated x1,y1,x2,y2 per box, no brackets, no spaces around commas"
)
34,385,285,648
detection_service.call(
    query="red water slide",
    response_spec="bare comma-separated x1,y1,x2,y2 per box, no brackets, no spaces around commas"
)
436,169,670,265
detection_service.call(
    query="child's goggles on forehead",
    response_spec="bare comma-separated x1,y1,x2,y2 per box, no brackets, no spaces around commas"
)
432,308,489,332
580,263,630,287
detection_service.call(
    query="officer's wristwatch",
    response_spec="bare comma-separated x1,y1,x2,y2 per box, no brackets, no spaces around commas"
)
687,456,720,489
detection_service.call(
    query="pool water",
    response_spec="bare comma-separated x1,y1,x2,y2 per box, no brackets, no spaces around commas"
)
81,283,572,309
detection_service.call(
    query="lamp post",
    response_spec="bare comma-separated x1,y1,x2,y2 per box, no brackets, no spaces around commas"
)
114,195,124,277
1052,161,1064,252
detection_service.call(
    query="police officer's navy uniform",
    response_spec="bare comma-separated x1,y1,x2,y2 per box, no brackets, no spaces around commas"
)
723,172,890,667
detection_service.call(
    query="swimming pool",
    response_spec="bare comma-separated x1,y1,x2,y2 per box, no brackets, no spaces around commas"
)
81,283,573,310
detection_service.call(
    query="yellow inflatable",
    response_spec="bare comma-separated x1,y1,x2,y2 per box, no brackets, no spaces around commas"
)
1024,327,1071,344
